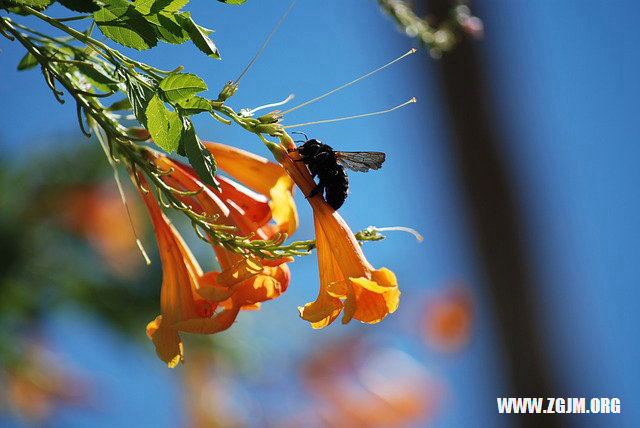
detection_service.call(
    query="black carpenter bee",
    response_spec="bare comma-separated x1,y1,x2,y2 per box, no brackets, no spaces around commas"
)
289,134,386,210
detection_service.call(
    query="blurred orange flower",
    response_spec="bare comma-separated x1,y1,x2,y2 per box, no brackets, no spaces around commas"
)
421,284,474,352
3,342,89,423
61,184,144,278
298,338,440,428
181,351,250,428
273,138,400,327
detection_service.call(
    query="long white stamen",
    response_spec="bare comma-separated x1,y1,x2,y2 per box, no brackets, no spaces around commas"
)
248,93,295,115
282,97,416,128
281,48,416,115
377,226,424,243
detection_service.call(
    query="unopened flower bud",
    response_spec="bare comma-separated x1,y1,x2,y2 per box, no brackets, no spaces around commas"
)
217,81,238,101
258,110,283,124
129,127,150,140
252,123,283,136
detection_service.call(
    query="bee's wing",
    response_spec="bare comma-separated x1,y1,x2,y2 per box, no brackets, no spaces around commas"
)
335,151,386,173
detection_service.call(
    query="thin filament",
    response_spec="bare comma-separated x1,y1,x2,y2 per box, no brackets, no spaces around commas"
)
280,48,416,115
234,0,298,85
94,124,152,265
282,97,416,128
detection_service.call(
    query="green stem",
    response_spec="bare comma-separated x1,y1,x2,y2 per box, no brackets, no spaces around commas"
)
54,15,93,22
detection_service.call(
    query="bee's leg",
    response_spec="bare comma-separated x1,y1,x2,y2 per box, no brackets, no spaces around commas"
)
306,182,325,199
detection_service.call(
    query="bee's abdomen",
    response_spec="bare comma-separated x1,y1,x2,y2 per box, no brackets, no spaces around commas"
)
322,166,349,210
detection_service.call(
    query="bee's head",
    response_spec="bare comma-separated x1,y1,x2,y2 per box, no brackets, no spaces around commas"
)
297,139,323,156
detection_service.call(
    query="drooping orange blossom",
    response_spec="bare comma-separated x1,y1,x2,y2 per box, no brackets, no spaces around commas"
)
137,132,398,365
136,149,292,367
271,135,400,327
150,153,292,310
204,141,298,238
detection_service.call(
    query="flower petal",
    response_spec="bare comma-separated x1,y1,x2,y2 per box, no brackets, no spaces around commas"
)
232,271,282,304
203,142,289,197
146,316,183,368
297,297,343,329
217,264,290,309
174,308,240,335
196,271,235,302
268,175,298,235
218,176,272,227
216,256,263,287
261,256,294,267
138,176,201,322
370,267,398,287
348,276,401,324
297,216,347,328
239,303,261,311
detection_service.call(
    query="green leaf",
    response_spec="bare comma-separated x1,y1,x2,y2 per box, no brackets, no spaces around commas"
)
217,0,247,4
176,96,212,115
176,138,186,156
161,0,189,12
145,11,189,44
74,62,121,92
56,0,101,12
146,95,182,152
17,52,38,70
126,78,154,127
131,0,154,14
106,98,132,111
94,0,157,50
10,0,53,8
152,0,188,13
159,73,207,103
182,121,218,189
178,13,220,59
133,0,188,14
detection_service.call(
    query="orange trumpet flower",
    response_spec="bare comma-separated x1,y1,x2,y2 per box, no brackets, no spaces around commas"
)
136,174,236,367
137,149,293,366
204,142,298,237
149,149,293,309
272,137,400,327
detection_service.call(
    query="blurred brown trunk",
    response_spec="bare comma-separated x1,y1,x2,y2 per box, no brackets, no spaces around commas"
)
424,1,559,427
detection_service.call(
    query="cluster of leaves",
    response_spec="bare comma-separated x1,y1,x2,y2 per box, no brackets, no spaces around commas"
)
3,0,242,54
2,0,253,190
0,0,296,257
